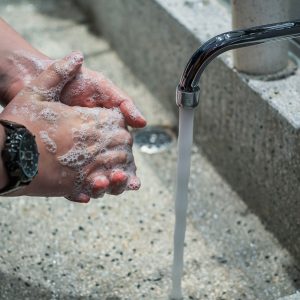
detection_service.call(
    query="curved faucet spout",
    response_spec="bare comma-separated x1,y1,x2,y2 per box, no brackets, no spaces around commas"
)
177,19,300,108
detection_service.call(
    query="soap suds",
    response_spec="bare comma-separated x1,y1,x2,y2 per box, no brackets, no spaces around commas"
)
39,130,57,154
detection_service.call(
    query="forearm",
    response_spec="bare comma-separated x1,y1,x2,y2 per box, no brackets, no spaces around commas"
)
0,124,8,189
0,18,49,105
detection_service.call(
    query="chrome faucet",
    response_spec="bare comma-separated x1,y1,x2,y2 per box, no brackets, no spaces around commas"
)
176,19,300,109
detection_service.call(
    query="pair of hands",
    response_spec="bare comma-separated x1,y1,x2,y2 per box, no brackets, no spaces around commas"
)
1,51,146,202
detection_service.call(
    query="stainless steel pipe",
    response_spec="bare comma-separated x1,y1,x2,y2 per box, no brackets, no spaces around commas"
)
177,19,300,108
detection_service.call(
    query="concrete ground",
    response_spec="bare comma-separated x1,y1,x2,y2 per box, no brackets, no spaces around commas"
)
0,0,299,299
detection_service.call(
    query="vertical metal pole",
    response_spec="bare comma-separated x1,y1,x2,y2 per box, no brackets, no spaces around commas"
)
232,0,290,75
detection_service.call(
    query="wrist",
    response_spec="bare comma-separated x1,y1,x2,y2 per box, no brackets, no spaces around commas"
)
0,118,39,196
0,124,9,189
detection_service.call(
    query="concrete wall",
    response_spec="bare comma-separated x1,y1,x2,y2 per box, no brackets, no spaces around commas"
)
76,0,199,117
279,292,300,300
75,0,300,263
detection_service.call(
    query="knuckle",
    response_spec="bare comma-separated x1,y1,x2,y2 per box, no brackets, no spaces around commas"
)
51,60,68,79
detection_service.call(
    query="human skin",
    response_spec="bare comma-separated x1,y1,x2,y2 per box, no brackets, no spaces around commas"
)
0,18,146,128
0,52,140,203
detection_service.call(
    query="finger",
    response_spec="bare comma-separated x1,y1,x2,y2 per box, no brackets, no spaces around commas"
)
88,74,146,128
127,175,141,191
98,151,128,170
98,107,126,128
120,100,147,128
89,174,110,198
92,174,110,190
65,193,90,203
110,170,128,185
28,51,83,96
107,130,133,148
108,170,128,195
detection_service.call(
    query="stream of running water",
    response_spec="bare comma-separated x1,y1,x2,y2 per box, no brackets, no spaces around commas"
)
170,107,195,299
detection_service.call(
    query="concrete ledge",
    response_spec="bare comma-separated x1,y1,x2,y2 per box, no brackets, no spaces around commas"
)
279,292,300,300
76,0,300,262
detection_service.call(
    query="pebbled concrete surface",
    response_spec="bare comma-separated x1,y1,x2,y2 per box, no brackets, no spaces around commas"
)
0,0,300,299
75,0,300,265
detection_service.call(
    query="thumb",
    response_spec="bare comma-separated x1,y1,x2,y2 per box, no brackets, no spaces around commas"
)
27,51,83,100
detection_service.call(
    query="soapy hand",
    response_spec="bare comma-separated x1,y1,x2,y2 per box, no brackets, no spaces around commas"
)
1,52,146,128
61,66,146,128
0,52,140,202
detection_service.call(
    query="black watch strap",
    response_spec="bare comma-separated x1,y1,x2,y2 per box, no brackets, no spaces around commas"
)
0,120,39,195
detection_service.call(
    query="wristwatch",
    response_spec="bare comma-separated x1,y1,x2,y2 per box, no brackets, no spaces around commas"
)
0,120,39,195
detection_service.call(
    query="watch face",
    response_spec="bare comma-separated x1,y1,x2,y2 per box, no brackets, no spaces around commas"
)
19,131,39,179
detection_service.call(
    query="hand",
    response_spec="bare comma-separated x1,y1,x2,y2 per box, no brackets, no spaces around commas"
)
1,51,146,128
0,52,140,202
61,66,146,128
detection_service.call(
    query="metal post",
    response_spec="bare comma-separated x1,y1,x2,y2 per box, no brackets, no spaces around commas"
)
232,0,290,75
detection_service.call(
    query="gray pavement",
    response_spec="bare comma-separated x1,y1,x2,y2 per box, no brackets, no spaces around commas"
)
0,0,299,299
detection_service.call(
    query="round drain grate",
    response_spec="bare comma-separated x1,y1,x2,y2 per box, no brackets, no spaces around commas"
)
133,126,175,154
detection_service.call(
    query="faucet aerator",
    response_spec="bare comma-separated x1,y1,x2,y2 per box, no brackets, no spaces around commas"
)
176,85,200,109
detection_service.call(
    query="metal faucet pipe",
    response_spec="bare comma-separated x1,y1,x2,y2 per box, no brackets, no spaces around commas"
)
176,19,300,109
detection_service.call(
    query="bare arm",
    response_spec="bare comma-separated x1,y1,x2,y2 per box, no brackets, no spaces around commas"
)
0,18,48,105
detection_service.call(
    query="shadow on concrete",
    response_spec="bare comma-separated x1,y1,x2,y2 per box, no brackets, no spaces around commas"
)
0,270,51,300
31,0,99,35
283,263,300,291
0,270,122,300
29,0,110,57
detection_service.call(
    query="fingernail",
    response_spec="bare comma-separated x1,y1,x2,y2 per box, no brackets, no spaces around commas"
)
136,115,147,128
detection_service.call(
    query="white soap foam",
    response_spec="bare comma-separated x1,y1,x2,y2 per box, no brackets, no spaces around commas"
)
39,107,59,123
39,130,57,154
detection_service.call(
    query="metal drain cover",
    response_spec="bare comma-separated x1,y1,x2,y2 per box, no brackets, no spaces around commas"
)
133,126,175,154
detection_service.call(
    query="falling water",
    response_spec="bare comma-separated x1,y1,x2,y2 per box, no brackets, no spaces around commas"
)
170,107,195,300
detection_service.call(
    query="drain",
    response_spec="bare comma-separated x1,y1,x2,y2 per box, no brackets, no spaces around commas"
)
133,126,175,154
